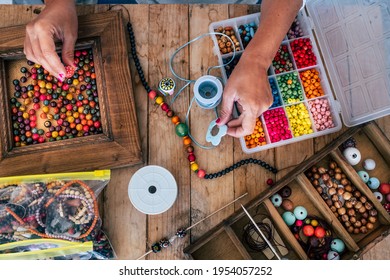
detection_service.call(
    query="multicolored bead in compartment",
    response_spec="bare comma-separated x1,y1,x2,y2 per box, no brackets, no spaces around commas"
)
9,49,102,147
276,72,304,104
272,44,294,74
238,22,257,48
214,26,241,55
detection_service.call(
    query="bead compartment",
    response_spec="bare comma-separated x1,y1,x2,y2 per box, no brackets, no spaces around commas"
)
209,12,342,154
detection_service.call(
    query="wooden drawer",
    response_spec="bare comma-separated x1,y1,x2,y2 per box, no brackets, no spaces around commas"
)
184,122,390,260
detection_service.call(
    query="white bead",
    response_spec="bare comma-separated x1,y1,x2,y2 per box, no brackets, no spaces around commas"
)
363,158,376,170
373,192,383,202
342,147,361,166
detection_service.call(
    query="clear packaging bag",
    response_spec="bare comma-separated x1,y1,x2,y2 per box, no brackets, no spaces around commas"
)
0,170,115,259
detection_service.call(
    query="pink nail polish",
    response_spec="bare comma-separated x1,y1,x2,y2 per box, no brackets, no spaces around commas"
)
216,118,220,124
58,73,65,82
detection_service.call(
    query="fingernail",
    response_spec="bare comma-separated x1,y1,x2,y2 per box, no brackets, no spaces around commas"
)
216,118,220,124
73,63,77,68
58,73,65,82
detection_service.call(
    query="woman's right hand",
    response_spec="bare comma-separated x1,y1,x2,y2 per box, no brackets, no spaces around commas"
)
24,0,78,81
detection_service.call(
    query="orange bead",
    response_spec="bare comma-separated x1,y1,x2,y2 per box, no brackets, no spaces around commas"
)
171,116,180,124
183,136,192,146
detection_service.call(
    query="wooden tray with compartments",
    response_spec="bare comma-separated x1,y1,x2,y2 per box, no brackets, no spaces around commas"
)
184,122,390,260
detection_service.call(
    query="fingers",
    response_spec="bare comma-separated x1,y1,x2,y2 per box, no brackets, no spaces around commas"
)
24,22,66,81
226,111,257,138
37,33,66,80
218,86,236,126
61,35,77,67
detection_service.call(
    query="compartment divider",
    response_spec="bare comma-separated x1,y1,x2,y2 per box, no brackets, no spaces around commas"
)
363,122,390,166
263,199,309,260
296,174,360,252
224,225,252,260
330,149,390,225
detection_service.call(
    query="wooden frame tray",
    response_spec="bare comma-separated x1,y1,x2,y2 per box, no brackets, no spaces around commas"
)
184,122,390,260
0,11,142,176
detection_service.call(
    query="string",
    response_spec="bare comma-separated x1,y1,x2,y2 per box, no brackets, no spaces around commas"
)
137,192,248,260
169,32,237,83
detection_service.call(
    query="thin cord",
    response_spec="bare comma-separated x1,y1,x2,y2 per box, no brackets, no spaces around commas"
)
169,32,237,83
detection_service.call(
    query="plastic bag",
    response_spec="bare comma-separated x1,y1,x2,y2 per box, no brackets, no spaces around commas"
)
0,170,115,259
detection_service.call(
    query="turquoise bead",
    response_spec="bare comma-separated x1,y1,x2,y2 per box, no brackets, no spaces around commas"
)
293,206,308,220
357,170,369,183
330,238,345,253
175,123,188,137
270,194,282,207
282,211,296,226
367,177,380,190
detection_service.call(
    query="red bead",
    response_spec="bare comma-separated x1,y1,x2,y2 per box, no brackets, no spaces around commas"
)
266,178,274,186
197,169,206,178
188,153,196,162
314,226,326,238
148,90,157,100
161,103,169,112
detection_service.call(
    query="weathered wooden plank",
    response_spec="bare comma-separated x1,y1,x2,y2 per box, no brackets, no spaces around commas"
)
147,4,191,260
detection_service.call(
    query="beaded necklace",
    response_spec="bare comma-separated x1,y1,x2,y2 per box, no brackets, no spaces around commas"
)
126,22,278,179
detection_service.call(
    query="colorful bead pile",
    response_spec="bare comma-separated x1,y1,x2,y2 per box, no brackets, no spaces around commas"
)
263,108,292,143
308,99,335,131
238,22,257,48
285,103,313,137
287,17,304,39
300,68,324,99
276,72,304,104
290,38,317,69
244,118,267,149
214,26,241,54
9,49,102,147
269,78,282,108
272,44,294,74
223,54,241,79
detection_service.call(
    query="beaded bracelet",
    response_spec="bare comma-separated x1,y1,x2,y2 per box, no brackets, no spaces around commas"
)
126,22,278,179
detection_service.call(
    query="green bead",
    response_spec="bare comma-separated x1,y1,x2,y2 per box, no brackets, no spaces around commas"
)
175,123,188,137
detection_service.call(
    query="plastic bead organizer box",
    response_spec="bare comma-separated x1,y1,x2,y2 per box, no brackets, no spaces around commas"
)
209,1,390,153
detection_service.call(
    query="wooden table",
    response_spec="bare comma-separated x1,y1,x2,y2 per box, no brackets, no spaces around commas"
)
1,4,389,260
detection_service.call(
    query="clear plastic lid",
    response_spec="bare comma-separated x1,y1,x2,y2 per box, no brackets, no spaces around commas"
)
306,0,390,126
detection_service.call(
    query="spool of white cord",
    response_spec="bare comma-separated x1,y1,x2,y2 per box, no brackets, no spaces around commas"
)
193,75,223,109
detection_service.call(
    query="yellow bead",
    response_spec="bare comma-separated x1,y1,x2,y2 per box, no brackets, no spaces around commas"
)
66,93,73,100
72,79,79,86
42,106,49,113
155,96,164,105
51,131,58,138
190,163,199,171
67,116,75,123
23,112,29,119
76,124,83,131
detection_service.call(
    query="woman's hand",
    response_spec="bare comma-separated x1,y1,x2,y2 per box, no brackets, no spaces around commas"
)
24,0,77,81
218,53,273,138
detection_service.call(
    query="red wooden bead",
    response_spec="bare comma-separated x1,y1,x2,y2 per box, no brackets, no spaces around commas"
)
197,169,206,178
266,178,274,186
161,103,169,112
188,153,196,162
148,90,157,100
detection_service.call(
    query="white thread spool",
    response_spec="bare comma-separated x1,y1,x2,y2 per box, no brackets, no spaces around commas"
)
193,75,223,109
128,165,178,215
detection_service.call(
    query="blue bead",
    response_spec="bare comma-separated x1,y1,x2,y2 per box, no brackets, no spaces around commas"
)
282,211,296,226
293,206,308,220
330,238,345,253
271,194,282,207
367,177,380,189
357,170,370,183
250,27,255,38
